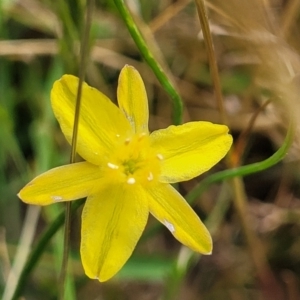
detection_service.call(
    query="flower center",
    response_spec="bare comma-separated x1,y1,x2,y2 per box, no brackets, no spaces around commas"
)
123,159,139,175
105,133,162,185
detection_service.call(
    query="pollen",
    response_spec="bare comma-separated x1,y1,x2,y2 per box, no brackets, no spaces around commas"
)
107,162,119,169
138,132,147,140
106,133,161,185
156,153,164,160
147,172,154,181
127,177,136,184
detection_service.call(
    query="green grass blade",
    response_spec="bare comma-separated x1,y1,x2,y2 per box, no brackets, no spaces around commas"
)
186,122,294,204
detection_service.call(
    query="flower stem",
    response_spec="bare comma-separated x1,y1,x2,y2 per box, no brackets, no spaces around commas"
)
114,0,183,125
186,122,294,204
59,0,94,299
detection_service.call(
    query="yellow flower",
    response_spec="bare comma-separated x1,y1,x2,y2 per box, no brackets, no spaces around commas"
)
18,65,232,282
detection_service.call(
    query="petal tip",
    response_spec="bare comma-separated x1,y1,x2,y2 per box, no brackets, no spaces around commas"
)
84,266,114,283
93,275,108,283
123,64,136,71
198,243,213,255
17,191,22,200
17,187,28,203
98,273,112,282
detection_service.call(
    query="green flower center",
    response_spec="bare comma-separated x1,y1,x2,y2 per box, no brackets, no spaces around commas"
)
123,159,140,175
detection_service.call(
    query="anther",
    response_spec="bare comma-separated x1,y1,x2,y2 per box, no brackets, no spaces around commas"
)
107,162,119,169
147,172,154,181
125,138,131,145
127,177,136,184
156,153,164,160
138,132,147,140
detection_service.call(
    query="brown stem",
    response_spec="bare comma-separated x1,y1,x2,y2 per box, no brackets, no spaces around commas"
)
58,0,94,299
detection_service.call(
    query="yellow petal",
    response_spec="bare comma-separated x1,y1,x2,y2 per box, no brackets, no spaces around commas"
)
150,121,232,183
117,65,149,134
147,183,212,254
18,162,101,205
81,182,149,282
51,75,133,165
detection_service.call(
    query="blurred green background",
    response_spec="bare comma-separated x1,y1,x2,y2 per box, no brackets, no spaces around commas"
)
1,0,300,299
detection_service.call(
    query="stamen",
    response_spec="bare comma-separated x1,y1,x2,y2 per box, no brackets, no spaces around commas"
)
127,177,136,184
107,162,119,169
147,172,154,181
156,153,164,160
138,132,147,140
125,138,131,145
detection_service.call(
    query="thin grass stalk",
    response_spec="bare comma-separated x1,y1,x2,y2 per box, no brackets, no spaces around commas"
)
10,200,85,300
149,0,191,33
2,206,41,300
194,0,227,125
231,100,271,167
280,0,300,38
59,0,94,298
194,2,291,297
162,183,231,300
230,177,285,299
